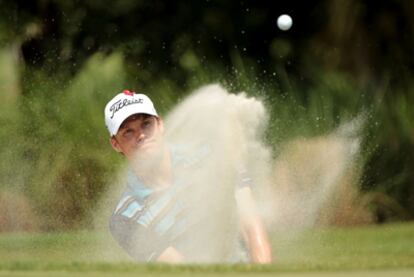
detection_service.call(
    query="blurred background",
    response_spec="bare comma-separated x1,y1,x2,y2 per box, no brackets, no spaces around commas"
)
0,0,413,233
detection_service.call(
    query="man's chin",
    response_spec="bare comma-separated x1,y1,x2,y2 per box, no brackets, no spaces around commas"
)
130,143,163,164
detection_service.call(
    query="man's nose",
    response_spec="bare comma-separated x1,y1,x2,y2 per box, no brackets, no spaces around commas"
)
136,131,145,143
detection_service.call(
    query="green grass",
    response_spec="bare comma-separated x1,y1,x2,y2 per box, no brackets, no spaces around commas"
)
271,223,414,270
0,223,413,276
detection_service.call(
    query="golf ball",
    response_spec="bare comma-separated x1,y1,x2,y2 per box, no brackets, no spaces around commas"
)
277,14,292,31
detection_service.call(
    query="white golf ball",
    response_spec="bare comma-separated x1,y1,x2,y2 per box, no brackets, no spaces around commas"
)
277,14,292,31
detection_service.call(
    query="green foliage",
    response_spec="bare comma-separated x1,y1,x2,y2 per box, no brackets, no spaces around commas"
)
2,53,128,230
362,88,414,222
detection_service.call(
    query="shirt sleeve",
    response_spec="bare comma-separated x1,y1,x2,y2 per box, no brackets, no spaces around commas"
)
109,213,171,261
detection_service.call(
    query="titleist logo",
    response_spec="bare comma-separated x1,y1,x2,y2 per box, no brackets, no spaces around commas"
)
110,98,144,119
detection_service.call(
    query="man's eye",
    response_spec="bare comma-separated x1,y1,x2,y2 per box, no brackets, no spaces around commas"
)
123,129,133,137
142,120,152,128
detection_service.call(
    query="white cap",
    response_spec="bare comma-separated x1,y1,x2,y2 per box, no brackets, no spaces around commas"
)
104,90,158,136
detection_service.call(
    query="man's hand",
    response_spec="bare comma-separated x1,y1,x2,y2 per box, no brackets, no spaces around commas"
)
157,246,185,263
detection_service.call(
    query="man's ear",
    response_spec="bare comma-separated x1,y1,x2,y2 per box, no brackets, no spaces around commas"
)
110,137,123,153
157,117,164,133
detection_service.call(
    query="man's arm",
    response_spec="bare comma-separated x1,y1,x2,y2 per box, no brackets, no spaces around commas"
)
235,187,272,264
110,212,185,263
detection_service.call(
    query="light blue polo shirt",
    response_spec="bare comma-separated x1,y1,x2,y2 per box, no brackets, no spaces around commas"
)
109,144,252,262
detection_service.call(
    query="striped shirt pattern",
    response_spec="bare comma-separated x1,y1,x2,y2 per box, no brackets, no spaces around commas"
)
109,144,252,261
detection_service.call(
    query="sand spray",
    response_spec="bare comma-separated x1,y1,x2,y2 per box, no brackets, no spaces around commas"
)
93,84,367,262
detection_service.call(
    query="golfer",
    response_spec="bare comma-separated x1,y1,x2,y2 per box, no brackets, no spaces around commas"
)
105,90,272,263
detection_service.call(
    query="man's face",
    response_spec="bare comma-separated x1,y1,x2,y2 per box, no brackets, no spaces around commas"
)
110,114,164,162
